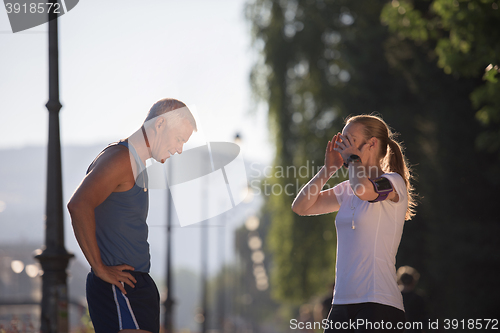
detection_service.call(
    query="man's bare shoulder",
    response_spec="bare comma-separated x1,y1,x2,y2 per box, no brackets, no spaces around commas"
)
83,143,136,194
89,144,131,174
69,144,135,209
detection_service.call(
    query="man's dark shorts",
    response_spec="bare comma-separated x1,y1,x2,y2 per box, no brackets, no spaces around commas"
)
86,270,160,333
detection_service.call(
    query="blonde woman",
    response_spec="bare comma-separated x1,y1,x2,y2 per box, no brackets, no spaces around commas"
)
292,115,416,332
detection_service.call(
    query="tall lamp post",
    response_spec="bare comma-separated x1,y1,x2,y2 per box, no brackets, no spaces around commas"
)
164,166,175,332
200,172,209,333
35,6,74,333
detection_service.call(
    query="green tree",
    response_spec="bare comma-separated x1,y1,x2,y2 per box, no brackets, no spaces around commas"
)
245,0,423,304
381,0,500,318
381,0,500,175
247,0,500,320
245,0,438,306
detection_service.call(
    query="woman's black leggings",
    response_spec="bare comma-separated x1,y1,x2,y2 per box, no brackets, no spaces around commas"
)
324,302,406,332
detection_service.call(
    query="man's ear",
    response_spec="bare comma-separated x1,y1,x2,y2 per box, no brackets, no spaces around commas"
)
154,117,166,132
369,137,377,149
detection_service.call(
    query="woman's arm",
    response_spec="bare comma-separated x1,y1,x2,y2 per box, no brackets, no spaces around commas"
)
291,166,341,215
291,134,344,216
347,161,379,201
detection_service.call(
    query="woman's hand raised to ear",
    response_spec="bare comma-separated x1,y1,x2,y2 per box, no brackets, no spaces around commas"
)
325,133,344,176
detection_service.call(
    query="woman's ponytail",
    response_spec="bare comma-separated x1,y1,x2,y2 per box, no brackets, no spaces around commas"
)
385,138,417,220
386,139,407,187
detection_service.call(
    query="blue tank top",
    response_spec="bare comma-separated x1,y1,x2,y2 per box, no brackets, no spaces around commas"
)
87,140,150,272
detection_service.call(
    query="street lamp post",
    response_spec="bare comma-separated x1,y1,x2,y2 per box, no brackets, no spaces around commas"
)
164,166,175,332
35,7,73,333
217,214,226,333
200,179,209,333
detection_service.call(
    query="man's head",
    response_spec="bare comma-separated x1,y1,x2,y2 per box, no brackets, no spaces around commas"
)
145,98,197,130
144,98,197,163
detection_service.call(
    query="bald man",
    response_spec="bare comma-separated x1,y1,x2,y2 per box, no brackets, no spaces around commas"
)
68,98,196,333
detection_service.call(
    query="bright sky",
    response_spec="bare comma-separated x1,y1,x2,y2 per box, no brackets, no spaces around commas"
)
0,0,274,286
0,0,272,164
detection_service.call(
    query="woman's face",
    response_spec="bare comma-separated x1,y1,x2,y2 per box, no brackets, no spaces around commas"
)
342,122,367,148
341,122,372,163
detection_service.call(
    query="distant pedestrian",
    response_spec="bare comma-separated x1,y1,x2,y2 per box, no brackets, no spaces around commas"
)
68,98,197,333
398,266,428,332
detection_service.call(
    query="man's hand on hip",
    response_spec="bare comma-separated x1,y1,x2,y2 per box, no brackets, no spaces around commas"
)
94,264,137,295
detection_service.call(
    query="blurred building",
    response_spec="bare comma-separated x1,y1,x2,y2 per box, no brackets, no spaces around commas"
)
0,243,89,331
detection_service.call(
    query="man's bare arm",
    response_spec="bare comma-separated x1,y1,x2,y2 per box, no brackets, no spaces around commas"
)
67,146,137,295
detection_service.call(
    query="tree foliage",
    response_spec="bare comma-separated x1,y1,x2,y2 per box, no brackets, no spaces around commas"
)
246,0,500,319
381,0,500,170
